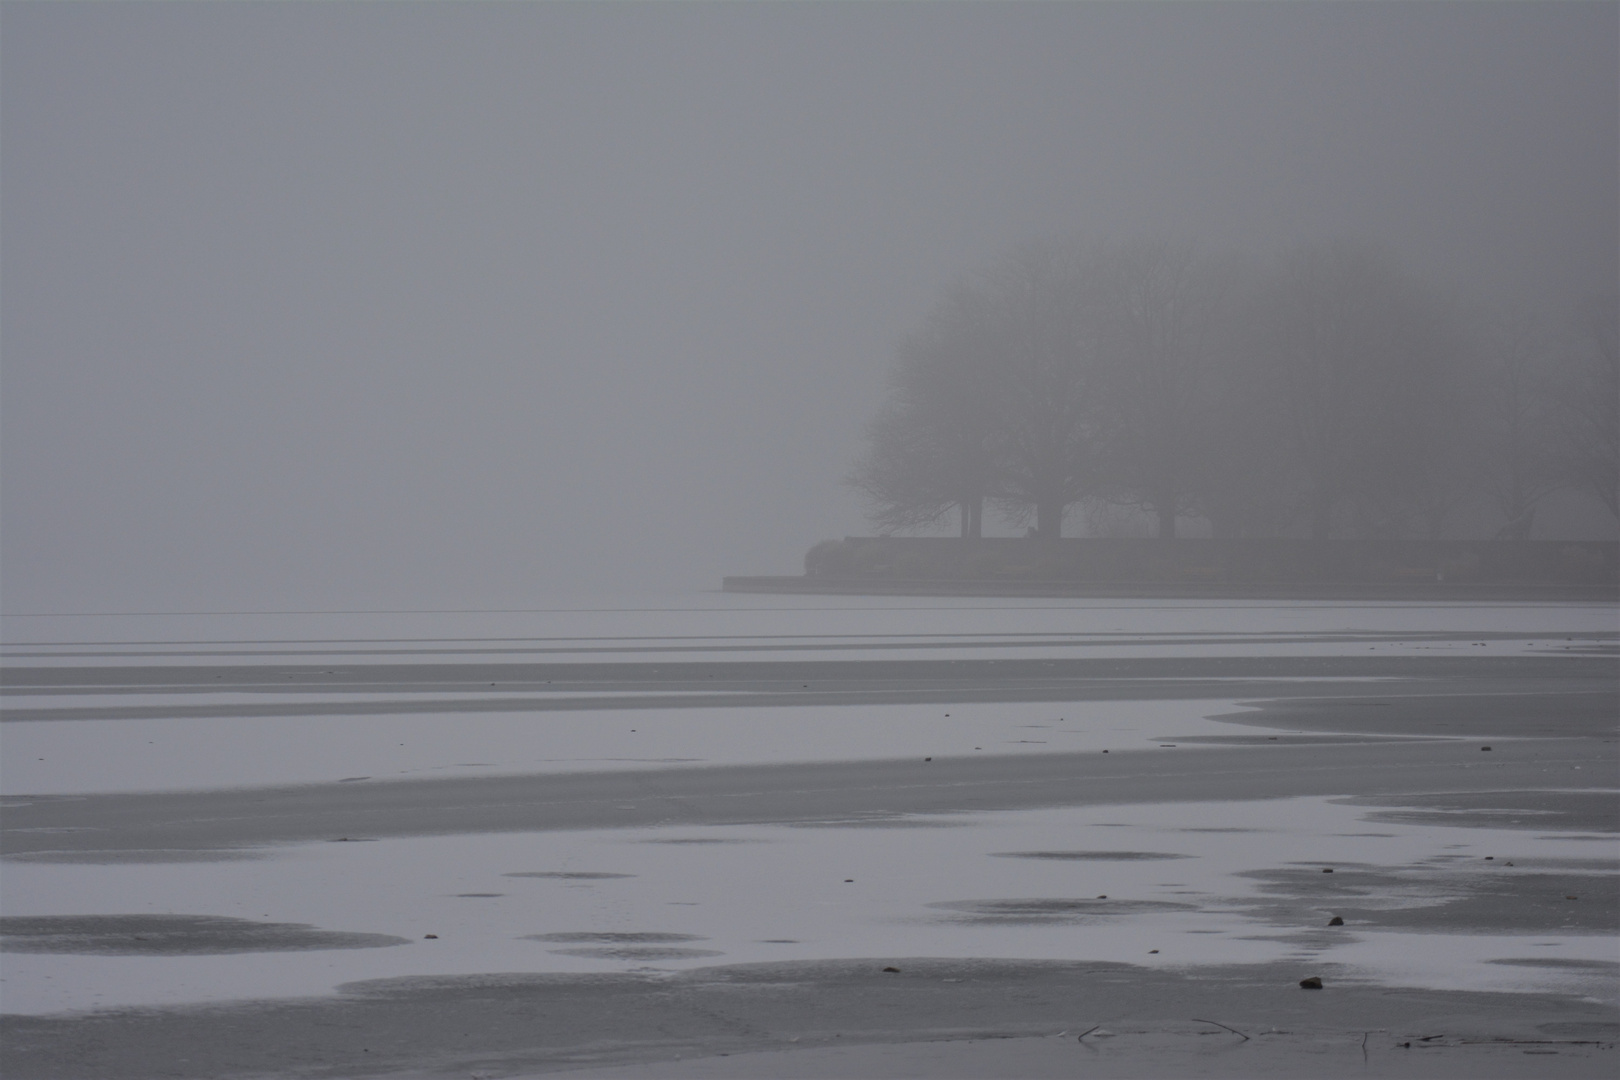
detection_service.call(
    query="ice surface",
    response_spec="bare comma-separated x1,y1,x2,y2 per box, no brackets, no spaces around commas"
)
4,698,1326,795
2,797,1611,1015
2,597,1613,1020
3,595,1613,665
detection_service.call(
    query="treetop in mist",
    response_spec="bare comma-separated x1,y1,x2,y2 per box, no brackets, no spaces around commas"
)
850,238,1618,542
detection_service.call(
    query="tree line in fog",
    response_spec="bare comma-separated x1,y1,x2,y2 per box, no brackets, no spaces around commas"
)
849,239,1618,541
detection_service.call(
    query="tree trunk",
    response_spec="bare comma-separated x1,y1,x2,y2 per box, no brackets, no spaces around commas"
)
1156,501,1177,540
1036,499,1063,539
1495,503,1536,541
959,497,983,539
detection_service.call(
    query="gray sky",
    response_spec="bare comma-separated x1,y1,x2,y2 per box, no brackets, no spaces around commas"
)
3,1,1615,612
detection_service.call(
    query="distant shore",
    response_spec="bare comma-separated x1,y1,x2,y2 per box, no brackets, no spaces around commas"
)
723,575,1619,602
728,537,1620,600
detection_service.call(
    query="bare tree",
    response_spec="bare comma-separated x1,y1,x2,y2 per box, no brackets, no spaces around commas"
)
980,243,1099,539
852,237,1508,546
1246,242,1455,539
848,284,1002,536
847,401,963,534
1089,239,1234,538
854,243,1101,540
1197,335,1304,538
1554,292,1619,519
1464,305,1566,539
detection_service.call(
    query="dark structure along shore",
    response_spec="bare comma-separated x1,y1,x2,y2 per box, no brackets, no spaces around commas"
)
725,538,1619,600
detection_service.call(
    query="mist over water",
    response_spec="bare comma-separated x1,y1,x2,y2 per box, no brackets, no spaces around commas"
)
3,13,1615,1072
3,2,1615,613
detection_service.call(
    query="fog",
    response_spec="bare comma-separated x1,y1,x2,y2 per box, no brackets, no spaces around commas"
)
3,2,1614,613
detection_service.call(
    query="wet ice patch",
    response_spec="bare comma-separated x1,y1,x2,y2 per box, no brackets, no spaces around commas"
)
1319,932,1620,1004
1340,790,1620,834
504,871,635,880
545,946,725,960
524,931,723,961
3,796,1614,1015
991,850,1190,861
928,898,1195,923
524,932,722,965
0,914,408,955
4,848,266,865
786,815,975,829
524,932,709,943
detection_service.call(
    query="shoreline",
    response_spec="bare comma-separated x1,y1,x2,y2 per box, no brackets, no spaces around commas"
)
723,575,1620,602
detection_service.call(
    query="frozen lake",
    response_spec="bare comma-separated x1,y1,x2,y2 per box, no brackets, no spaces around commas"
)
2,595,1616,1077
